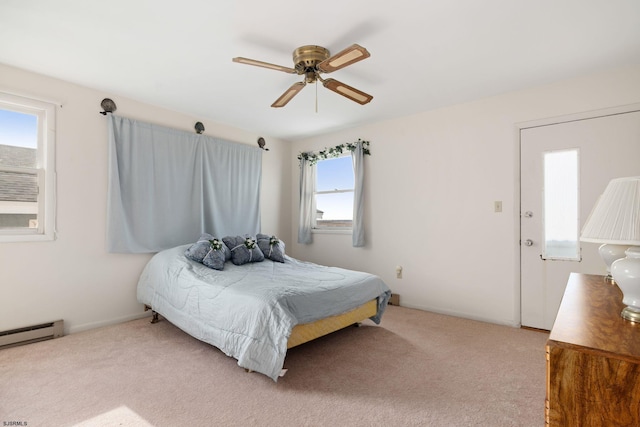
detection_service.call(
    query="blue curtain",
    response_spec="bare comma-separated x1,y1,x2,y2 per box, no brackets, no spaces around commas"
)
107,115,262,253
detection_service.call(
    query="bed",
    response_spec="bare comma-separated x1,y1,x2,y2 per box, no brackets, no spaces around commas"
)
137,243,391,381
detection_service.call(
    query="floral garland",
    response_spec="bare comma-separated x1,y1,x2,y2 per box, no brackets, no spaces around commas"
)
297,139,370,166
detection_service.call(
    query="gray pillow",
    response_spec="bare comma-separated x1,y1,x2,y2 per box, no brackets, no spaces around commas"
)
202,238,227,271
222,235,265,265
257,234,285,263
185,233,231,263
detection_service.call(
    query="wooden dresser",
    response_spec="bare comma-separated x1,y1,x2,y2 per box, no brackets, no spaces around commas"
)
546,273,640,426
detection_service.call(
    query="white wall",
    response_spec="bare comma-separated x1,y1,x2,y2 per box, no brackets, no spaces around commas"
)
2,62,638,335
0,63,292,334
289,64,640,326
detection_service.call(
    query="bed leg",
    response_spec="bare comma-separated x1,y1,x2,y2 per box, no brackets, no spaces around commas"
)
151,310,160,324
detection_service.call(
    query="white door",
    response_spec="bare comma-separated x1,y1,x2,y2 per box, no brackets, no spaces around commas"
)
521,108,640,330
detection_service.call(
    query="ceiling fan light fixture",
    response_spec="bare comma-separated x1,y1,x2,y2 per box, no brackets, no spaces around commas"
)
305,70,317,84
323,78,372,105
271,82,306,108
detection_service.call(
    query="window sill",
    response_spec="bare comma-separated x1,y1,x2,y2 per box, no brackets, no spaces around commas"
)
312,228,352,235
0,231,55,243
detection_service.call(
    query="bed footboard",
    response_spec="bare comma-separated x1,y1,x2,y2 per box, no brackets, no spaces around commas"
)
287,298,377,349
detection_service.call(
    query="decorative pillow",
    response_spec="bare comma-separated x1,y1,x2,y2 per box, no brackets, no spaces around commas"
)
184,233,231,263
222,235,265,266
184,233,215,262
201,238,227,271
257,234,285,263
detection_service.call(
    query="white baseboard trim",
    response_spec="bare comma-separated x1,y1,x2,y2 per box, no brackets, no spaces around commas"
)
397,302,520,328
68,303,521,335
67,310,152,335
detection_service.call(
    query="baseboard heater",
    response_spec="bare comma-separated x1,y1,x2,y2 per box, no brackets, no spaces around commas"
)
0,320,64,349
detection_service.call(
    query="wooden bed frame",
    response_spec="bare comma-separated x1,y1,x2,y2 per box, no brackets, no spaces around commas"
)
144,298,377,349
287,299,377,348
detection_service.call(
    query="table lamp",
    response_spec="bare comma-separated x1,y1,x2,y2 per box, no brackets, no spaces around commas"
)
580,176,640,322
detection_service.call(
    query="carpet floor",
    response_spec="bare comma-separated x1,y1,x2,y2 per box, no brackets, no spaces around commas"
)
0,306,548,426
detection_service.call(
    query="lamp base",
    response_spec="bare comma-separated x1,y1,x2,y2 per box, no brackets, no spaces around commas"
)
599,243,631,278
621,306,640,323
612,247,640,323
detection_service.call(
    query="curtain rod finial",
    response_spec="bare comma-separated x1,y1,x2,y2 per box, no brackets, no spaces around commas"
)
100,98,117,115
195,122,205,134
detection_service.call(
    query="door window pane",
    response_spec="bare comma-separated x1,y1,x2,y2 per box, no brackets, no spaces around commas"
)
543,149,580,260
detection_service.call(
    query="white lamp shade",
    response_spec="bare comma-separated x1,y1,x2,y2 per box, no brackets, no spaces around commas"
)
580,176,640,245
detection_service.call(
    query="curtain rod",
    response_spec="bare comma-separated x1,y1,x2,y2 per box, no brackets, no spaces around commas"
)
99,98,208,136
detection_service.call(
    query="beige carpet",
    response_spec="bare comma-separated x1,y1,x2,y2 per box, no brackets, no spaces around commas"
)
0,306,548,426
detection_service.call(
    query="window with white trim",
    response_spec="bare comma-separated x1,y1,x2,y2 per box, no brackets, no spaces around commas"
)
0,92,56,241
314,155,353,230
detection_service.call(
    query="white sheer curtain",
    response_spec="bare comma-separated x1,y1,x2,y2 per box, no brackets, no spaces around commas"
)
351,140,365,247
297,157,315,244
107,115,262,253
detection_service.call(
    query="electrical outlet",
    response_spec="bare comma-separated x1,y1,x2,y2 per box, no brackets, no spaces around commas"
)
494,201,502,213
396,265,403,279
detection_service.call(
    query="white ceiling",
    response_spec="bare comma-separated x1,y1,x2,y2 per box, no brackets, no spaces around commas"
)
1,1,639,141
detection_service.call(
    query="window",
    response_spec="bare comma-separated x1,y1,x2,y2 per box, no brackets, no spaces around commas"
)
0,92,56,241
542,148,580,260
314,155,353,230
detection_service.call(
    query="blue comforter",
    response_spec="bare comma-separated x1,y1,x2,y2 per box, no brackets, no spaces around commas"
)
137,245,391,381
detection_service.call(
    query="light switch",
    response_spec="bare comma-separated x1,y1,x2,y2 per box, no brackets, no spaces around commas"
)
494,201,502,213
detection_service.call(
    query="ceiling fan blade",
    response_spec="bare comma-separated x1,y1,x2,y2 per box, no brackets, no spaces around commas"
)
232,57,297,74
317,44,370,73
271,82,306,108
322,78,373,105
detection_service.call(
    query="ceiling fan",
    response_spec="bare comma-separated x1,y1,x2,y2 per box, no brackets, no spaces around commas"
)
233,44,373,108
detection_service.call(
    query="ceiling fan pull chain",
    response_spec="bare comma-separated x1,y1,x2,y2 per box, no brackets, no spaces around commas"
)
315,80,318,113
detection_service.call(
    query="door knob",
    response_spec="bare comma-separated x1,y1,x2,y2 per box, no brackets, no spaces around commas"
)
524,239,534,246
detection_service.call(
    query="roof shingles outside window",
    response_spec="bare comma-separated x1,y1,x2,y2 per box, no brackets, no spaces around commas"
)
0,144,38,203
